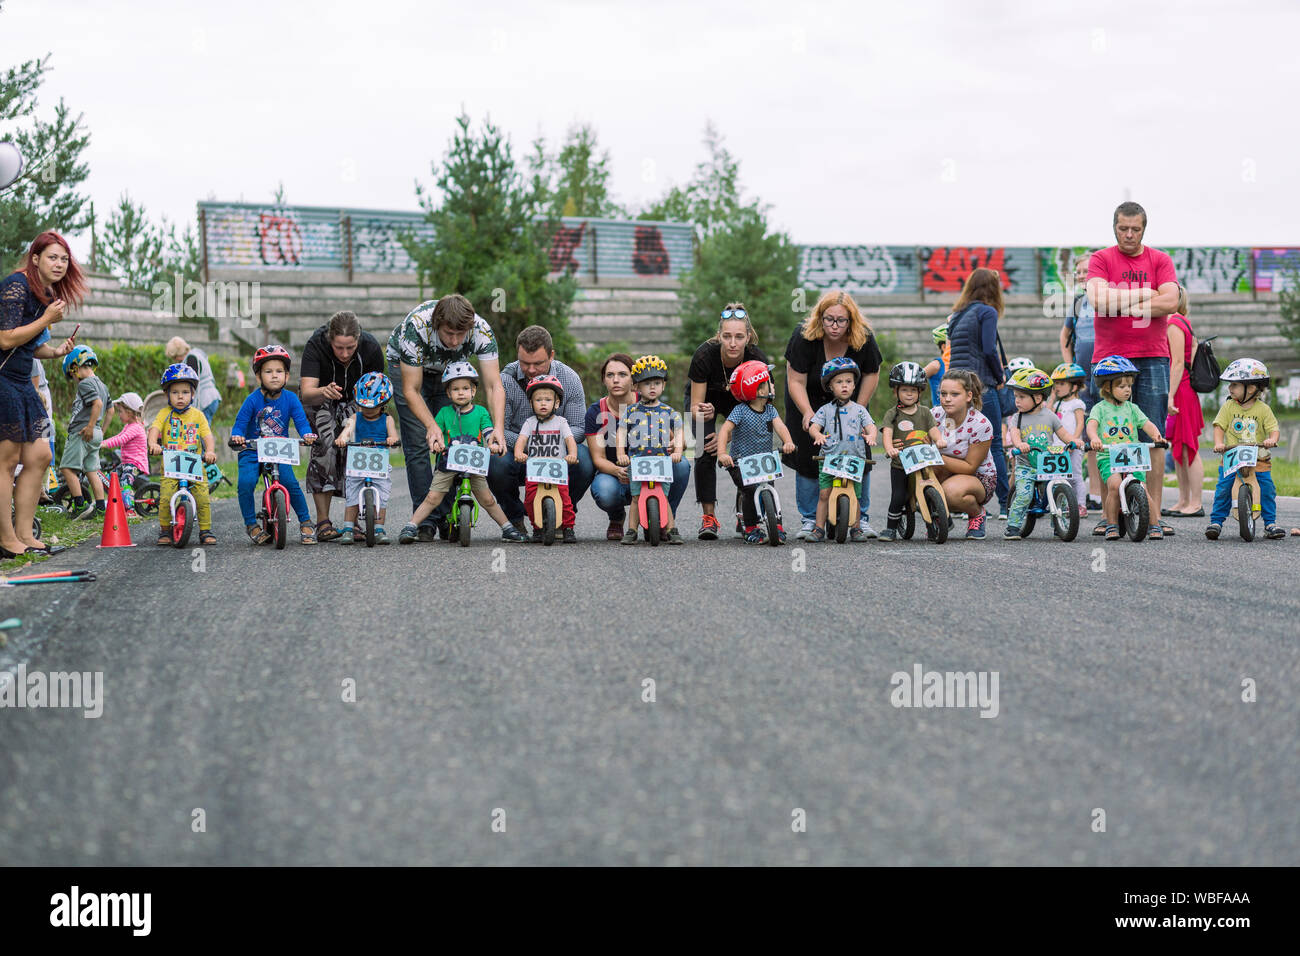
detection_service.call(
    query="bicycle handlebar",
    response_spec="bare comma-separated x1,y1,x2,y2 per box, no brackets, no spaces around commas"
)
345,440,400,447
228,437,314,450
1009,442,1080,456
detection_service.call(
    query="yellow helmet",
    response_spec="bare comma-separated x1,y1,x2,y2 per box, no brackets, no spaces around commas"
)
631,354,669,383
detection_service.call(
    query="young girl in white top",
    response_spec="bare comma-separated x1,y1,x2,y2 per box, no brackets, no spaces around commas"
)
1050,363,1088,517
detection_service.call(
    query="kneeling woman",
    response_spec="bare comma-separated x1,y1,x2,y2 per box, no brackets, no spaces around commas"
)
931,369,997,540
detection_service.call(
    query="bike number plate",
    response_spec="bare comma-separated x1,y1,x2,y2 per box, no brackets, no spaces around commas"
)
822,453,866,482
446,442,490,477
162,450,203,481
1108,442,1149,473
900,444,943,475
1222,445,1258,475
256,437,300,465
630,456,673,483
737,452,782,486
526,457,569,486
1035,452,1072,481
346,446,390,479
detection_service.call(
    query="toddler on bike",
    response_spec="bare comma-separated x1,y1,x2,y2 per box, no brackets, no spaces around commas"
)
1206,358,1284,540
879,361,947,542
230,346,317,545
59,345,109,520
100,391,148,515
1050,362,1089,516
807,357,876,543
400,362,524,544
615,355,685,545
147,364,217,546
331,371,400,545
1085,355,1166,542
514,374,579,543
716,360,797,544
1003,367,1076,539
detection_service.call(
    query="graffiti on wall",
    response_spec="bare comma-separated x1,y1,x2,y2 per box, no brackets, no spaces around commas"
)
1167,247,1252,294
1252,248,1300,292
1040,247,1091,292
921,247,1014,293
800,246,901,292
548,222,587,273
633,225,670,275
351,219,428,273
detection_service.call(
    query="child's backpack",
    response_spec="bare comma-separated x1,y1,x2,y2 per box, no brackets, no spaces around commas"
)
1183,317,1220,393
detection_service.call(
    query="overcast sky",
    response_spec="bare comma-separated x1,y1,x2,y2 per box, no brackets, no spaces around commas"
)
5,0,1298,257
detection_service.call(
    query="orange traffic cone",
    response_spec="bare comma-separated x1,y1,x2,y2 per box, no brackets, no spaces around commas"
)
97,472,137,548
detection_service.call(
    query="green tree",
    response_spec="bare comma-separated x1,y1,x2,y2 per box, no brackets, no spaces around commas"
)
528,123,623,219
0,54,91,271
406,112,576,354
99,192,165,291
1278,269,1300,365
640,121,743,241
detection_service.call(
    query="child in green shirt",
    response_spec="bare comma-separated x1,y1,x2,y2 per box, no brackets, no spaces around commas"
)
1086,355,1166,542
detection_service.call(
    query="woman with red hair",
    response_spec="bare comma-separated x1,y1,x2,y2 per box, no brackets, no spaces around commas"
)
0,231,83,556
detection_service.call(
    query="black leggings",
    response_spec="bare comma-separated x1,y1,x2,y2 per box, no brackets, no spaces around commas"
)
694,417,743,505
726,466,761,526
887,467,910,528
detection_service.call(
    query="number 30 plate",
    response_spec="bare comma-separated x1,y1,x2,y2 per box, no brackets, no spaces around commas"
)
446,442,490,476
346,446,390,479
737,452,782,486
630,456,673,483
526,457,569,486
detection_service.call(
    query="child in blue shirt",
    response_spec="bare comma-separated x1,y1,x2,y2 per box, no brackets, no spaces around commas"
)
230,346,318,544
333,371,400,545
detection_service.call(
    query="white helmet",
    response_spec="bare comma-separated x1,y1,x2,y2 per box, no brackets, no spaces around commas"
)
1006,356,1035,373
1220,358,1269,383
441,361,479,386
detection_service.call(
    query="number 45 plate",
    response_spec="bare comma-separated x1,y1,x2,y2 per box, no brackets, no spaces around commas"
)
346,446,390,479
823,453,866,481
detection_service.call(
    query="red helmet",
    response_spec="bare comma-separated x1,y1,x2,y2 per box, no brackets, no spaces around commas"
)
252,345,292,375
728,360,772,403
525,374,564,404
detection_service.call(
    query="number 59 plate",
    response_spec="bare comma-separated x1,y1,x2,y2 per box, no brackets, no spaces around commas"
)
1035,452,1072,481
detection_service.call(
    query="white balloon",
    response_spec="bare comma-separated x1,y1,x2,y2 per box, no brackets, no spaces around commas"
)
0,141,23,191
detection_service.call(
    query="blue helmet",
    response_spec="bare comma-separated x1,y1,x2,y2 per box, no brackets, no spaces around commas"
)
161,363,200,387
62,345,98,379
354,371,393,408
1091,355,1138,379
820,356,861,391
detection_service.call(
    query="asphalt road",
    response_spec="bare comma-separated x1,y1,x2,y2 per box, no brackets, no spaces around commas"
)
1,462,1297,865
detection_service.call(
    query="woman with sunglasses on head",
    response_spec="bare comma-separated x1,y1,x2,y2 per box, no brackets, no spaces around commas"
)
686,304,769,539
783,291,883,540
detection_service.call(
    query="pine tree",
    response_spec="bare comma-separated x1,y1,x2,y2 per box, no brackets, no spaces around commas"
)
99,193,165,291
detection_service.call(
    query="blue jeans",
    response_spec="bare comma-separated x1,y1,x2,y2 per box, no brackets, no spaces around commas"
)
488,444,595,524
591,459,690,523
1128,357,1170,443
1210,463,1276,525
237,453,311,526
795,471,871,528
201,399,220,425
981,387,1010,510
391,360,452,531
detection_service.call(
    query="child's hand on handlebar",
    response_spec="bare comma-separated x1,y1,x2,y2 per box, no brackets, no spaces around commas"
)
565,453,578,465
386,438,399,447
1016,441,1030,454
303,434,317,445
148,442,162,456
671,451,682,463
1213,442,1226,454
1263,437,1278,448
718,453,734,468
616,454,629,467
1090,438,1102,452
334,436,346,447
781,440,795,454
202,451,217,464
934,436,947,450
812,433,826,446
514,451,527,463
886,447,899,459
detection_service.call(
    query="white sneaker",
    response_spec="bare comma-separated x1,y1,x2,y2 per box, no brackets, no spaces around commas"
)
796,521,816,541
858,521,879,539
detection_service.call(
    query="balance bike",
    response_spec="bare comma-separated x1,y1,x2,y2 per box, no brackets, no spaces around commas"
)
1007,443,1080,541
230,436,311,550
1105,440,1168,542
527,456,569,546
444,441,492,548
733,450,785,546
159,446,204,548
897,431,949,543
344,439,397,548
815,451,870,543
630,455,674,547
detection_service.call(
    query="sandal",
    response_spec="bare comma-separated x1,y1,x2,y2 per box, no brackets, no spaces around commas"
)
300,523,318,545
156,531,172,546
246,525,272,546
1092,520,1109,536
199,530,217,545
1148,525,1163,540
1104,524,1120,541
315,519,343,542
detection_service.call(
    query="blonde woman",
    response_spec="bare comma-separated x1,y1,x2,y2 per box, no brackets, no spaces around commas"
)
783,291,883,539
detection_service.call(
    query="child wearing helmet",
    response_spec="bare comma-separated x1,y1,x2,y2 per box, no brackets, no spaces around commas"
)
329,371,401,544
879,361,947,541
1050,362,1090,515
716,359,797,544
807,357,877,542
229,346,318,545
615,355,686,544
1206,358,1284,540
100,392,149,516
923,325,950,407
147,363,219,545
1085,355,1167,541
514,374,580,542
398,362,524,544
58,344,110,520
1003,367,1077,538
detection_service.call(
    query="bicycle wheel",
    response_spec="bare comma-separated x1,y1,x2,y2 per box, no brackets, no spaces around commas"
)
1051,484,1079,541
173,497,194,549
362,486,377,548
134,482,160,517
1124,482,1148,542
1238,483,1255,541
458,495,473,547
834,494,850,543
901,505,916,540
31,514,41,541
1020,508,1038,538
758,487,780,546
646,496,661,547
270,487,287,550
923,485,949,543
542,496,556,546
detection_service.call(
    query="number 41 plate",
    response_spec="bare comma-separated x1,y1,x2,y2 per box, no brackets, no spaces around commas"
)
1109,442,1150,473
346,446,390,479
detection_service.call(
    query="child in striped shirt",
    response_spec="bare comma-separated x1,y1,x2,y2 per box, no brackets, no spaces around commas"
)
101,392,149,515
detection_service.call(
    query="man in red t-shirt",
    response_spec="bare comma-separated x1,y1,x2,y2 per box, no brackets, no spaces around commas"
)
1086,201,1181,536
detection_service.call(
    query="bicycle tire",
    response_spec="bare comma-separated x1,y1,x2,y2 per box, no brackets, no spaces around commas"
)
646,496,661,547
542,496,556,546
1124,482,1148,542
901,507,916,540
924,485,949,543
134,482,160,517
834,494,850,543
362,486,377,548
759,487,780,546
1051,484,1079,541
1238,483,1255,541
271,487,287,550
458,494,473,547
173,497,194,549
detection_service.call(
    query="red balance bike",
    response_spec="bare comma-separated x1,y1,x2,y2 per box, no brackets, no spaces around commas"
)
229,436,311,550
